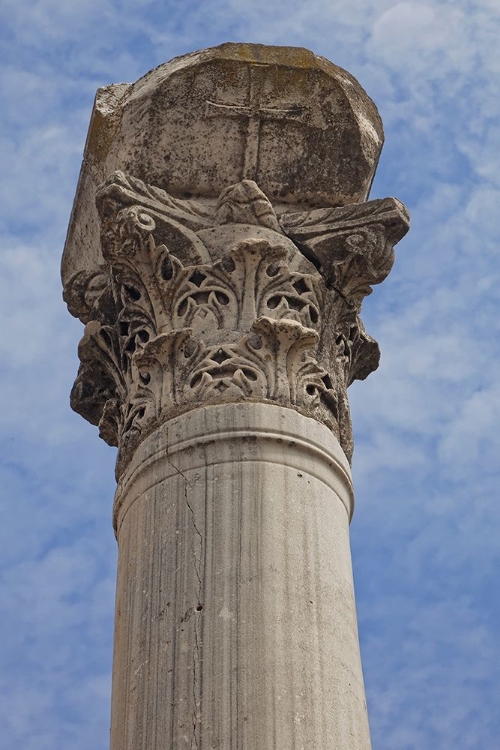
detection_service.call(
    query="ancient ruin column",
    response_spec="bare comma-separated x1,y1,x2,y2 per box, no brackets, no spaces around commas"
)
62,44,409,750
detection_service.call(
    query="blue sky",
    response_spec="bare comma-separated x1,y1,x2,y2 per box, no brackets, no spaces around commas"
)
1,1,499,748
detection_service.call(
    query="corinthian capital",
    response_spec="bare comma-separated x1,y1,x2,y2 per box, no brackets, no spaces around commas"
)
65,172,408,476
62,44,410,476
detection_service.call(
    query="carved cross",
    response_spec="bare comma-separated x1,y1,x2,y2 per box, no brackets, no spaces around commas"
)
205,66,304,180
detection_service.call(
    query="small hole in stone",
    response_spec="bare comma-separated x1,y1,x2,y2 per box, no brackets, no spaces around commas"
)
287,298,303,311
293,278,308,294
211,349,231,364
322,374,333,390
266,263,280,277
125,285,141,301
184,340,197,358
190,269,206,287
267,296,280,309
310,308,318,324
215,291,230,305
193,291,210,304
243,369,258,382
222,256,236,273
196,604,203,612
190,373,202,388
161,257,173,281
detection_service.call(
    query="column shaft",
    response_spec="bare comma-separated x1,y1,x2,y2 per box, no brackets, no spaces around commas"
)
110,403,371,749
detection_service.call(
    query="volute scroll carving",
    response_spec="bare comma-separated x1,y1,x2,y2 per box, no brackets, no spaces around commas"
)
65,171,409,476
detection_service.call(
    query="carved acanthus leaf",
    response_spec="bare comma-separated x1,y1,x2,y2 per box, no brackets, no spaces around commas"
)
334,313,380,387
172,239,321,334
70,320,126,444
63,266,113,323
70,226,339,474
97,205,323,342
96,171,213,231
214,180,282,232
97,174,211,270
66,173,409,474
280,197,409,308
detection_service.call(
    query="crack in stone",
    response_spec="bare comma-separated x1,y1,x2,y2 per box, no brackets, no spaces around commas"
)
329,282,357,309
165,451,202,750
192,613,201,750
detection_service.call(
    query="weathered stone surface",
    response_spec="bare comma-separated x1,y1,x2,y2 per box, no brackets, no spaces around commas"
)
62,42,384,285
65,171,408,477
62,42,409,750
111,403,371,749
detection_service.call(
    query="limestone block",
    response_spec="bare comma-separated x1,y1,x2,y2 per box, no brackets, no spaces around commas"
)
62,42,384,285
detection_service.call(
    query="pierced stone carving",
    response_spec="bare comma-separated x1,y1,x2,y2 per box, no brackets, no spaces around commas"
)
280,198,409,308
66,171,408,475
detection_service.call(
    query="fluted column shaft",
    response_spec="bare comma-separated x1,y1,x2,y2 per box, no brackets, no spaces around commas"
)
110,403,370,750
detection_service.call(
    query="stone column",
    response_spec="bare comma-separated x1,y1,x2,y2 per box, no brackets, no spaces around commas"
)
62,43,409,750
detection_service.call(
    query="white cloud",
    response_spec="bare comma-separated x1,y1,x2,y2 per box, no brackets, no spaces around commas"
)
438,382,500,475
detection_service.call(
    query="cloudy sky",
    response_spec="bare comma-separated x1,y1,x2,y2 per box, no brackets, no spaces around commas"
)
1,0,499,747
